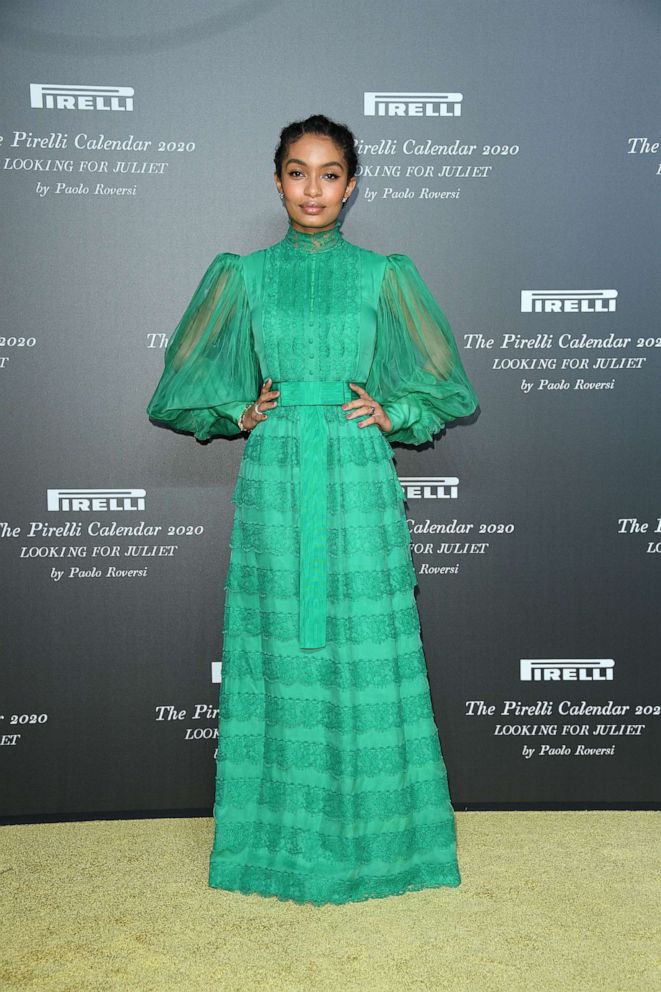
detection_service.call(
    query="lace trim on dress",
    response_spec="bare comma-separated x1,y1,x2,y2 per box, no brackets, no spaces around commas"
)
220,687,435,732
225,561,417,601
232,475,405,513
220,645,428,690
222,602,421,643
229,517,411,557
282,219,345,253
215,819,455,864
217,728,442,777
216,771,448,821
207,862,461,906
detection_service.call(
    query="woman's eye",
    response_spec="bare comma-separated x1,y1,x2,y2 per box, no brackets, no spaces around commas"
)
287,170,340,180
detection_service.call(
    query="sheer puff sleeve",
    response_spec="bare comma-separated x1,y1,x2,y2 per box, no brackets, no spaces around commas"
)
146,252,259,440
366,253,479,445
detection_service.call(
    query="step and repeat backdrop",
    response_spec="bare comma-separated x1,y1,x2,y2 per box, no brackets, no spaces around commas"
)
1,1,659,820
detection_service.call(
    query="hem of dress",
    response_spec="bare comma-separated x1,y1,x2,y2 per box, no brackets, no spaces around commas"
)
208,868,461,906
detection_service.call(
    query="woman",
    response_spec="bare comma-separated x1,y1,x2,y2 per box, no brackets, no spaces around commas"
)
147,113,478,905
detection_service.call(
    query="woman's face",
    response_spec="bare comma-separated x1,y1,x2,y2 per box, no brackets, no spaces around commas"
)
275,133,357,233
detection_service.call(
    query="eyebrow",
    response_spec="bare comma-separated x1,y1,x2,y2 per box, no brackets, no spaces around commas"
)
285,158,345,170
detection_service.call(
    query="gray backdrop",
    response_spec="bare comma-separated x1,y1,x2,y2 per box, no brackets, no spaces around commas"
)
1,0,659,821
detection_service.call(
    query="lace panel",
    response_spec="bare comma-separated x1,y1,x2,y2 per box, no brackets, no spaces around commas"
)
220,687,435,733
216,771,447,821
208,861,461,905
217,729,441,778
228,517,411,557
232,474,405,514
215,818,456,865
260,238,361,381
281,221,344,253
220,645,428,690
224,561,417,601
222,602,421,644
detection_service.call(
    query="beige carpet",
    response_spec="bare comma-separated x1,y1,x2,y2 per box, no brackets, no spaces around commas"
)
1,811,659,992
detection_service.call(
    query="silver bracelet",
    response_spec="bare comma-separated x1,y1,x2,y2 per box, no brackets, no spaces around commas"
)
237,402,254,432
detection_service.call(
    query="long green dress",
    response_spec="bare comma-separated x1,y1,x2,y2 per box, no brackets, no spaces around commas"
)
146,217,478,905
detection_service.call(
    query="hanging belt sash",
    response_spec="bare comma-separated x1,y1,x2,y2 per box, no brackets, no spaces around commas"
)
273,379,366,650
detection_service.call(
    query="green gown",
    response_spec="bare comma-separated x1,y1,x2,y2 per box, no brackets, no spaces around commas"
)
146,218,478,905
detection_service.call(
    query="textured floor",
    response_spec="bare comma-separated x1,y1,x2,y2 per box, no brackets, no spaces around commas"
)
1,811,659,992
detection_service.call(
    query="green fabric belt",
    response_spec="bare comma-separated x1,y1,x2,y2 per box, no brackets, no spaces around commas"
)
273,379,366,650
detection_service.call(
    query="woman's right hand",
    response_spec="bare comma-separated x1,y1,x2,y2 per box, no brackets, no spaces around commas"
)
242,377,280,430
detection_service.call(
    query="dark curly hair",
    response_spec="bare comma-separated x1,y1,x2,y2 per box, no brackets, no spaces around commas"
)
273,113,358,181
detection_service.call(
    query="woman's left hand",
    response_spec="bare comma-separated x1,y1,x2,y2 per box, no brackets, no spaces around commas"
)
343,383,392,433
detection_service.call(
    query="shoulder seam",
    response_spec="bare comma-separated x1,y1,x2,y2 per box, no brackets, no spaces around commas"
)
212,250,241,261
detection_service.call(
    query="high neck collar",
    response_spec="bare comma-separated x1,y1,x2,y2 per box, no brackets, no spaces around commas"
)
283,218,344,253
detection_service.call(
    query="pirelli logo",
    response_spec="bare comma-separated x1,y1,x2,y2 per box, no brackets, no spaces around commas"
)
30,83,134,111
47,488,146,511
521,290,618,313
520,659,615,681
364,92,462,117
399,476,459,499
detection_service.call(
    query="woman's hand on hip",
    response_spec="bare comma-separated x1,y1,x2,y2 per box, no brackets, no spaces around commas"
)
342,383,392,433
243,377,279,430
